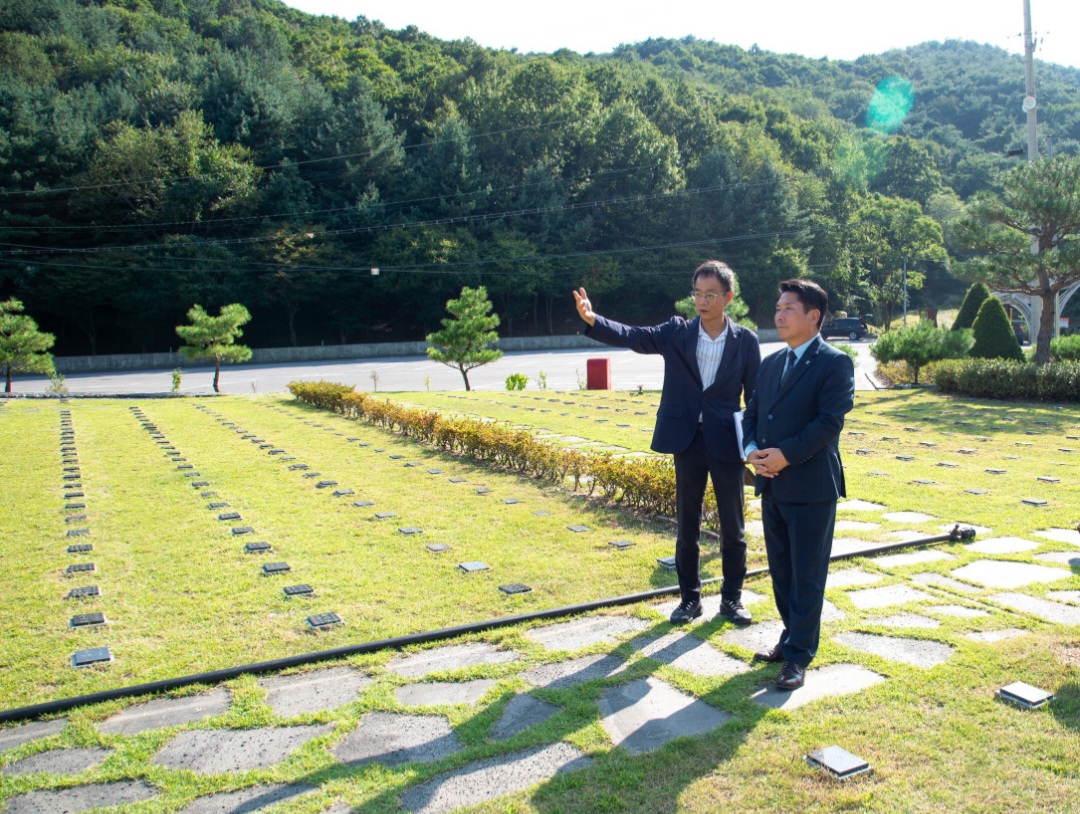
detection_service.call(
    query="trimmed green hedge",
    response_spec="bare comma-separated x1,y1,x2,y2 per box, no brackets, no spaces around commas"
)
287,380,712,520
931,358,1080,402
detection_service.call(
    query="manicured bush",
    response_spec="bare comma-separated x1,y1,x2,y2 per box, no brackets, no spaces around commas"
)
505,373,528,390
931,358,1080,402
871,322,973,384
1050,334,1080,362
952,282,991,331
970,296,1024,361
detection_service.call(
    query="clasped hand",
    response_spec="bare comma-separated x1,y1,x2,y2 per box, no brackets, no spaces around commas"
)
748,448,789,478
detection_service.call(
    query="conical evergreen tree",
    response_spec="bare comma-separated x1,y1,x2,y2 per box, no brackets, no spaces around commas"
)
970,296,1024,361
952,282,991,331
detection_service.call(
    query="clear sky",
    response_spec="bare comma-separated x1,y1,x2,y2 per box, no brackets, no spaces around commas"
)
280,0,1079,70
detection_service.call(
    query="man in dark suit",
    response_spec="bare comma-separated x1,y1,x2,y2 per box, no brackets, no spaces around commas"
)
573,261,760,626
743,279,855,690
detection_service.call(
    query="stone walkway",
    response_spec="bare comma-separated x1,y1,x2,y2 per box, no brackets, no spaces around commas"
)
2,492,1079,813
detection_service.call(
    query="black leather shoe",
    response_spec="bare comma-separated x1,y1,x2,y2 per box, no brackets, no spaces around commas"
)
717,598,752,626
669,599,703,624
753,643,785,663
776,661,806,691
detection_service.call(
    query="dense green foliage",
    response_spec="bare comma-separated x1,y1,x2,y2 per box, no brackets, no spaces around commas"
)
175,302,253,392
870,321,973,384
2,0,1079,354
970,295,1025,361
0,297,55,391
932,357,1080,402
951,281,991,331
1050,333,1080,361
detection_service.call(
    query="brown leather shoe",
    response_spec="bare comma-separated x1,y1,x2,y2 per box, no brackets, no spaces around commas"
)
776,661,806,691
753,643,785,663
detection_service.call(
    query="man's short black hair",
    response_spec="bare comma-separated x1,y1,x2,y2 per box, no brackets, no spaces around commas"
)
693,260,735,294
779,279,828,329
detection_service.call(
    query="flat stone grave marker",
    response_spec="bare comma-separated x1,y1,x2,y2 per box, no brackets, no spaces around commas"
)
475,487,492,495
262,562,291,575
426,543,451,553
389,454,404,460
289,464,309,470
533,510,551,516
353,500,375,508
64,491,84,499
1022,498,1049,506
72,647,112,667
833,632,954,667
500,583,532,595
399,527,423,535
179,784,318,814
965,488,988,495
752,663,887,710
458,561,489,573
656,556,677,569
66,562,94,574
302,472,321,478
333,489,355,497
334,711,461,771
448,477,467,483
951,560,1072,589
1037,476,1061,483
218,512,241,521
0,781,157,814
428,469,444,475
307,612,343,630
985,469,1006,475
64,515,87,524
374,512,396,519
388,642,519,678
609,539,635,550
64,503,86,510
208,502,229,509
245,542,272,553
283,584,313,597
191,481,209,487
231,526,254,535
200,491,216,498
152,724,333,774
66,586,99,599
598,676,731,755
98,688,231,735
567,524,589,533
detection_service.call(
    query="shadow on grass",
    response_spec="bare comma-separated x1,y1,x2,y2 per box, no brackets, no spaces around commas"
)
1050,681,1080,735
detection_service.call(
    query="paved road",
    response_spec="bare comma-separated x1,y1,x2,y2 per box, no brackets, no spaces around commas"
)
9,340,881,395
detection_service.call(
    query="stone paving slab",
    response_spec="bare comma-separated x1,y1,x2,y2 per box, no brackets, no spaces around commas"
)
751,663,886,710
153,724,333,774
1034,552,1080,567
951,560,1071,589
1032,528,1080,546
524,615,649,651
873,549,954,568
653,589,767,619
820,599,845,622
911,572,981,593
846,584,934,609
400,741,591,814
721,619,786,653
626,633,750,677
180,783,318,814
1049,590,1080,604
826,568,883,589
1,746,110,776
0,719,66,753
833,632,954,667
598,677,732,755
332,712,460,768
489,695,561,741
865,613,941,629
885,530,932,543
964,537,1041,555
395,679,498,707
989,593,1080,625
386,642,519,678
834,520,880,531
966,628,1029,643
928,605,989,619
521,654,625,689
1,780,158,814
99,688,231,735
258,667,373,718
837,500,887,512
881,511,937,524
831,538,892,556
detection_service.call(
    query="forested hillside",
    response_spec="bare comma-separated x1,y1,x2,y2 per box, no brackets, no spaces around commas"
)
2,0,1078,354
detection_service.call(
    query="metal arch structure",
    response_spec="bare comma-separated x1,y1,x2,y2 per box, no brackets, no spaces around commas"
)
992,282,1080,341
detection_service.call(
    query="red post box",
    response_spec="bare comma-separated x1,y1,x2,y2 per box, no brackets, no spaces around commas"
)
586,357,611,390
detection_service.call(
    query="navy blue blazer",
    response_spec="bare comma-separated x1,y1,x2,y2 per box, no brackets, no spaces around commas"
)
742,335,855,503
585,314,760,462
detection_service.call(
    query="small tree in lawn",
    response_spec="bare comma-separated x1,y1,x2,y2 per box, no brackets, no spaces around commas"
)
870,321,973,384
0,298,56,393
970,296,1024,362
175,304,253,393
426,286,502,391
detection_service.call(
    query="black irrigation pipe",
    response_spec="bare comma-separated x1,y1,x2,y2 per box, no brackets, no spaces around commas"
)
0,525,976,725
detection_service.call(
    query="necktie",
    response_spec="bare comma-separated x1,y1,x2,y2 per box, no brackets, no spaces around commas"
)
781,349,796,382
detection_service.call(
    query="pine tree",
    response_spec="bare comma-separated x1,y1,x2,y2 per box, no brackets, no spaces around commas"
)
970,296,1024,361
952,282,990,331
175,304,253,393
0,298,55,393
426,287,502,391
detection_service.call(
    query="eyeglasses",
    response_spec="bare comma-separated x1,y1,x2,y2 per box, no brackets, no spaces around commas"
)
691,290,729,302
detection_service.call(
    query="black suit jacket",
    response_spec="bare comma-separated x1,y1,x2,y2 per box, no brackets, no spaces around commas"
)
742,335,855,503
585,314,760,462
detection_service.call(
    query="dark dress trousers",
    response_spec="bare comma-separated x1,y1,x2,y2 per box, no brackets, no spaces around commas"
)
585,314,760,604
742,335,855,667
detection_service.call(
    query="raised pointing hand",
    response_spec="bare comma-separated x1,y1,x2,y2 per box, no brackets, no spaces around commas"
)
573,287,596,326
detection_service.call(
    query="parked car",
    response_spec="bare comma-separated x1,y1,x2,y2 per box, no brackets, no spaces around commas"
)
821,316,870,341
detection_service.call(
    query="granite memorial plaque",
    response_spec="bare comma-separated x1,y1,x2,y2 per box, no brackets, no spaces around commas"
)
806,746,871,780
426,544,451,553
263,562,291,575
500,583,532,595
608,540,635,550
245,542,272,553
352,501,375,508
997,681,1054,709
232,526,254,535
307,612,342,629
67,544,92,554
67,586,99,599
333,489,355,497
657,556,677,569
70,612,106,627
458,561,490,573
567,525,589,533
283,584,313,597
374,512,396,519
315,480,338,488
72,647,112,668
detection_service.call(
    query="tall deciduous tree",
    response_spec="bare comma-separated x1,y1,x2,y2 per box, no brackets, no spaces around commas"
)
955,154,1080,365
0,298,55,392
175,303,253,393
426,286,502,391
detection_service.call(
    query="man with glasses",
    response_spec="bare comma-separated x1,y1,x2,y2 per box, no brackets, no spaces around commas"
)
573,261,760,625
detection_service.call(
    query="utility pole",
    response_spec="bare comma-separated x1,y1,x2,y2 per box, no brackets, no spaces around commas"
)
1022,0,1038,161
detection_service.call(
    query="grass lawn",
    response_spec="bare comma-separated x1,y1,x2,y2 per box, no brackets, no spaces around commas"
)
0,387,1078,814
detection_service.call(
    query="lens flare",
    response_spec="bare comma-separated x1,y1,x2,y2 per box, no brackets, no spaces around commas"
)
867,76,914,134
